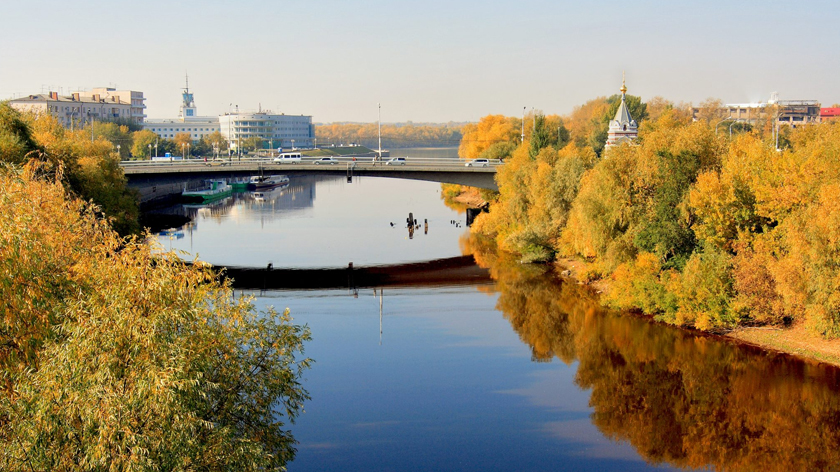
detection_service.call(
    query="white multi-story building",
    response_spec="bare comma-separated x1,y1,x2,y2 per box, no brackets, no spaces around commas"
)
8,89,142,128
143,78,220,142
219,111,315,150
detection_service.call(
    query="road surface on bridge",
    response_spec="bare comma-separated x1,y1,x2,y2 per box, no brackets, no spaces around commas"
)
121,156,501,191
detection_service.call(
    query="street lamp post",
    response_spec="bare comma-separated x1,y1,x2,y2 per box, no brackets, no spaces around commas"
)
715,119,732,135
377,103,382,162
116,144,121,160
729,120,742,138
521,107,526,143
148,144,152,160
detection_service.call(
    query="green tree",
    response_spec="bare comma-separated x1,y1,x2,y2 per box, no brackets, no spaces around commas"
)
0,102,40,164
529,114,552,158
633,150,700,269
556,119,570,148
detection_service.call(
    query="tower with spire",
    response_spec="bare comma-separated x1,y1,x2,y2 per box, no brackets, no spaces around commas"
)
178,73,197,121
605,72,638,150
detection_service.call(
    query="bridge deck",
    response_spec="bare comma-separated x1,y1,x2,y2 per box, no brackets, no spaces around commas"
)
216,255,492,290
121,157,500,191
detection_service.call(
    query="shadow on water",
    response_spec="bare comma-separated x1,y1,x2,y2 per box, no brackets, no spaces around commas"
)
463,235,840,472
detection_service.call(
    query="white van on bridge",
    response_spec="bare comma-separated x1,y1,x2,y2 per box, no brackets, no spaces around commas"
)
273,152,302,164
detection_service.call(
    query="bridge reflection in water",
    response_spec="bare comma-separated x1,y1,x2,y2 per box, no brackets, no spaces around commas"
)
217,255,491,290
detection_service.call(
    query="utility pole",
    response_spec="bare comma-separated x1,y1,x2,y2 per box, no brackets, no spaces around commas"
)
521,107,525,143
378,103,382,162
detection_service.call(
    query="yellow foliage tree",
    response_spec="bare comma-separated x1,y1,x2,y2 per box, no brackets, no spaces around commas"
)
458,114,520,161
0,164,311,470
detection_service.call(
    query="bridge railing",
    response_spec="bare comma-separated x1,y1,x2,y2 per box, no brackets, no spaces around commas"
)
120,156,503,169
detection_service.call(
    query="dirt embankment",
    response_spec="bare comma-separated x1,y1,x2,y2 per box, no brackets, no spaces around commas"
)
553,257,840,368
452,192,487,208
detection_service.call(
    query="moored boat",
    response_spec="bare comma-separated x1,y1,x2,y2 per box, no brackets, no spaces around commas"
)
248,174,289,190
228,177,251,192
182,180,232,203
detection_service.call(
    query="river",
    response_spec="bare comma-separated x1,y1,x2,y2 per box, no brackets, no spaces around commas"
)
152,158,840,472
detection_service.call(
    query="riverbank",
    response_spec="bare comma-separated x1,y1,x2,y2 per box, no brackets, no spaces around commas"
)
553,257,840,368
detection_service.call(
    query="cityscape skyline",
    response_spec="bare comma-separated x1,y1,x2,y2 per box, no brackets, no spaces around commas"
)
2,0,839,123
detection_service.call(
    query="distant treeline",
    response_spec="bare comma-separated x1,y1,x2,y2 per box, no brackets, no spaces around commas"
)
315,122,465,148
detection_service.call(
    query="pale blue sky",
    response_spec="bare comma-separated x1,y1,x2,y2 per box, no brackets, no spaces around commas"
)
1,0,838,123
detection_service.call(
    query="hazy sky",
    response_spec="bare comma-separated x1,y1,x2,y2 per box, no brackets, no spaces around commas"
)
2,0,838,123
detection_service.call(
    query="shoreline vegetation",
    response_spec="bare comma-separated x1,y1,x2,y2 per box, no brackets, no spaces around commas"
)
451,95,840,368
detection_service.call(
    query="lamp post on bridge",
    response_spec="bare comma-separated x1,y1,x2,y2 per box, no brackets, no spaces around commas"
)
377,103,382,163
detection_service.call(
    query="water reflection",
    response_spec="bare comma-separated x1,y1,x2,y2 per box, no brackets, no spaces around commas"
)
466,235,840,471
154,176,471,267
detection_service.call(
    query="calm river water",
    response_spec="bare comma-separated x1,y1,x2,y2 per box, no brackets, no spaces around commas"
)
154,165,840,471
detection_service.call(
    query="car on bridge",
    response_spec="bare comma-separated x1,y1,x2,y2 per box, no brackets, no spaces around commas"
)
385,157,406,165
314,157,339,165
465,158,489,167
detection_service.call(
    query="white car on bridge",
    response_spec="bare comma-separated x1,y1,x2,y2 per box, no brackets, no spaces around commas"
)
386,157,406,165
314,157,339,165
465,158,489,167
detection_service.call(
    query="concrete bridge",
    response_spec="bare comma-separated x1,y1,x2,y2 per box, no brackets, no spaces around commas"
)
217,255,491,290
121,157,499,205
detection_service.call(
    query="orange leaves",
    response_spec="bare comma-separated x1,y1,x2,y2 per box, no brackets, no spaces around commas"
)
458,114,519,160
1,163,311,469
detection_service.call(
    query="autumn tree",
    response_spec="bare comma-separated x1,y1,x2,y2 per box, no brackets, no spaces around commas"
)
458,114,520,161
92,121,133,159
173,132,193,155
202,130,229,154
6,112,141,236
0,164,311,470
315,122,463,149
132,129,158,158
241,136,264,152
694,97,727,123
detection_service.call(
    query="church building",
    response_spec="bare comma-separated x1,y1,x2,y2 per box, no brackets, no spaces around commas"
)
605,75,638,150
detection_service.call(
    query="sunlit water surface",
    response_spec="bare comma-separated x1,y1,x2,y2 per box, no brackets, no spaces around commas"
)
151,172,840,472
